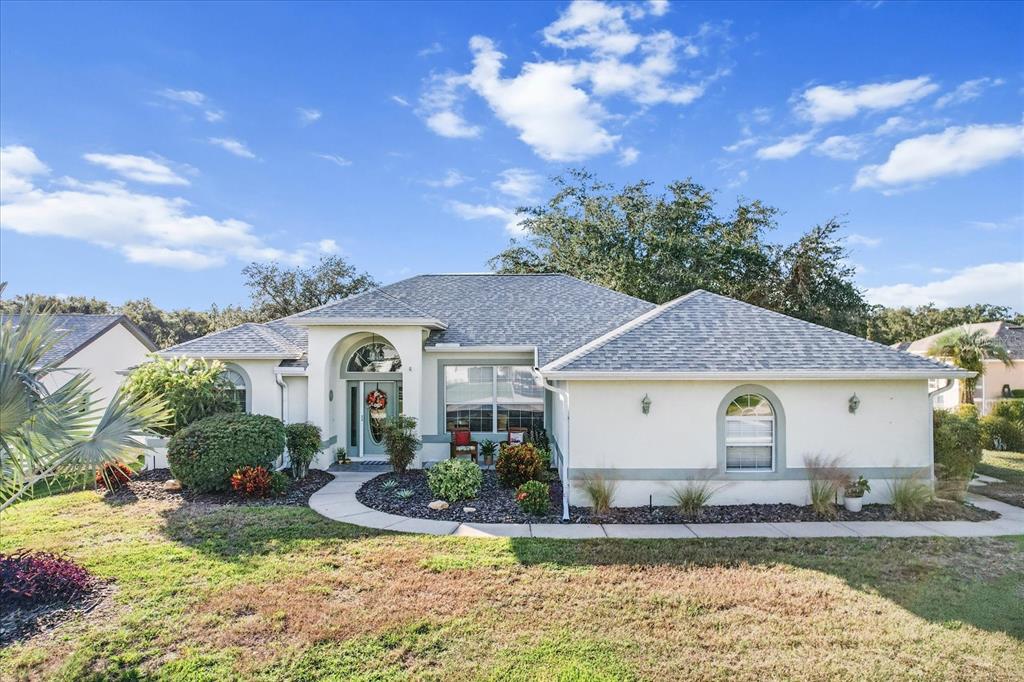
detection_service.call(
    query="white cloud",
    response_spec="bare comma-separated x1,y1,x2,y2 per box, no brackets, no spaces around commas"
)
726,169,748,188
314,153,352,167
814,135,866,160
845,233,882,247
0,145,323,270
493,168,543,200
755,132,815,160
967,214,1023,231
425,169,470,188
298,107,322,124
208,137,256,159
317,238,340,254
542,0,641,56
723,135,757,153
82,153,189,185
418,72,482,138
796,77,939,124
418,42,444,57
448,200,527,235
204,109,226,123
866,262,1024,309
854,122,1024,189
391,95,410,107
648,0,670,17
618,146,640,166
935,77,1005,109
157,88,225,123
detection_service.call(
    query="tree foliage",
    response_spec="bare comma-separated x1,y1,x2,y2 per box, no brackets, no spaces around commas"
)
488,170,868,334
122,357,238,436
242,255,377,321
865,303,1021,346
927,328,1014,404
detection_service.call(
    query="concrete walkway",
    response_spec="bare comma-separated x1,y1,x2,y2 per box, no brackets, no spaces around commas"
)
309,470,1024,539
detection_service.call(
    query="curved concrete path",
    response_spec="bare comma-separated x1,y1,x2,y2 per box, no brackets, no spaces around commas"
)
310,470,1024,539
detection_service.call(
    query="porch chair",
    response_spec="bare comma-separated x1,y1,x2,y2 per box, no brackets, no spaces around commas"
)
449,427,478,463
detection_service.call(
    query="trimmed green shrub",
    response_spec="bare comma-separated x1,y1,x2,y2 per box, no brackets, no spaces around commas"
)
285,422,321,480
123,357,237,435
516,480,550,515
168,413,285,492
932,409,982,490
427,459,482,502
496,443,543,488
991,399,1024,424
382,415,421,474
980,415,1024,452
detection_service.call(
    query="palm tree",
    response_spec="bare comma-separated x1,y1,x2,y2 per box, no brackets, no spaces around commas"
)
1,302,169,511
928,327,1014,406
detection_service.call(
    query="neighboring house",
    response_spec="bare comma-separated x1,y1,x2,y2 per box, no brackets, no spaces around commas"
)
4,314,157,408
160,273,966,508
895,321,1024,414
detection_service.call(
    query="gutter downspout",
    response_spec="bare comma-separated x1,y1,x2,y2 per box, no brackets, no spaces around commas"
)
275,373,289,470
533,367,570,522
927,378,959,483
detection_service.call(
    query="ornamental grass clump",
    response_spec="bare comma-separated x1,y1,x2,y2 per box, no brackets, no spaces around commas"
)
582,475,616,515
516,480,550,516
0,551,94,611
804,454,850,520
670,481,716,516
889,475,933,519
495,443,543,488
285,422,321,480
427,459,482,502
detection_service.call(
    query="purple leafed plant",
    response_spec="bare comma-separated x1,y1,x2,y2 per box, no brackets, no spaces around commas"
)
0,551,95,610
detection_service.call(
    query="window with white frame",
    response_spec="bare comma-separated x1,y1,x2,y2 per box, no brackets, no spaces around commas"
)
724,394,775,470
223,367,249,414
444,365,544,433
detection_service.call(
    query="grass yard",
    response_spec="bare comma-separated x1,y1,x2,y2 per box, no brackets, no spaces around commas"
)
1,491,1022,681
976,450,1024,508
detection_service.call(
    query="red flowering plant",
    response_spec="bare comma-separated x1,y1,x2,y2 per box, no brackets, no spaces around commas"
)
230,466,273,497
95,461,134,490
515,480,550,516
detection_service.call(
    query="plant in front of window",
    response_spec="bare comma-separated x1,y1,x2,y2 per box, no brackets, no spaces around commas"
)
527,426,550,452
495,443,543,488
515,480,550,516
843,476,871,513
122,356,238,436
285,422,321,480
479,440,497,465
804,454,850,520
427,459,482,502
335,446,350,465
381,414,421,475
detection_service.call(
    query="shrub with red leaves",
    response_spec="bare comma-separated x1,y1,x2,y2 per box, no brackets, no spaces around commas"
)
230,466,272,497
95,461,134,490
0,551,94,610
495,443,543,488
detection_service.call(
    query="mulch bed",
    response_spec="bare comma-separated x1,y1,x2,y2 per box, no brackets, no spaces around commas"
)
104,468,333,507
0,581,115,647
357,471,1000,524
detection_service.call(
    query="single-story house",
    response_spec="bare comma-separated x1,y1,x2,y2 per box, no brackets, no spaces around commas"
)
896,321,1023,414
159,273,967,510
6,313,157,409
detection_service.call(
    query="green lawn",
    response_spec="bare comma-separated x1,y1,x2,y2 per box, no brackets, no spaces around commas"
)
1,491,1022,681
976,450,1024,508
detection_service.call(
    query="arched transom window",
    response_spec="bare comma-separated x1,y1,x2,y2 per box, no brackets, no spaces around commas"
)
223,367,249,414
347,341,401,373
724,394,775,471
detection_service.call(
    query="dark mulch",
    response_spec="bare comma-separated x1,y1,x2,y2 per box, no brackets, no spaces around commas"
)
0,582,115,647
357,471,1000,524
973,482,1024,509
104,468,333,507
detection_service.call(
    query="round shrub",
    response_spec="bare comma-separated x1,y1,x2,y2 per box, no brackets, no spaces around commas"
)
95,461,133,490
991,398,1024,423
285,422,322,480
168,413,285,492
496,443,543,488
980,415,1024,451
516,480,550,515
932,408,982,486
427,459,483,502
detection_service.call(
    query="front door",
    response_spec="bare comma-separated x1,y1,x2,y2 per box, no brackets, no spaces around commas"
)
360,381,398,456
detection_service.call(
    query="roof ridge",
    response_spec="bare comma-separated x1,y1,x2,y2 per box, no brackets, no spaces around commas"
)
373,286,444,321
544,289,704,371
248,323,302,354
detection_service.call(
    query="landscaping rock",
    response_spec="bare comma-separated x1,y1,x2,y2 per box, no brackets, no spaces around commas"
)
463,507,476,513
428,500,449,510
162,479,182,492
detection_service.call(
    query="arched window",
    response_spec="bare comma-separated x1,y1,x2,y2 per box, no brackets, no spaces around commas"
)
346,341,401,373
724,393,775,470
223,367,249,414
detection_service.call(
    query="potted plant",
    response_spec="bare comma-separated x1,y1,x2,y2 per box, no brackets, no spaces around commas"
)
480,439,497,466
335,446,349,465
843,476,871,512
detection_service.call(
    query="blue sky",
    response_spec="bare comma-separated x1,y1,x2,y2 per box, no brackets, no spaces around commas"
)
1,0,1022,311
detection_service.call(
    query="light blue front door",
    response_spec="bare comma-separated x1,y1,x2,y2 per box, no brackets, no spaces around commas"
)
361,381,398,456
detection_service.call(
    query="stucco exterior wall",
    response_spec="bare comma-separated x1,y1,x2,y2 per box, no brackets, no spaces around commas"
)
223,359,284,419
43,322,152,409
564,379,932,505
285,376,308,423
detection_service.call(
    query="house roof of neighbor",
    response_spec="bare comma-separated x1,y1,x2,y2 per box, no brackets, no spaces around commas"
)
895,321,1024,361
2,314,156,367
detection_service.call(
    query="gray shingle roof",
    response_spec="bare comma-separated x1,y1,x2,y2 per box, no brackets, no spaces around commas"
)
291,286,445,324
2,314,155,367
545,290,964,375
898,321,1024,360
161,322,303,358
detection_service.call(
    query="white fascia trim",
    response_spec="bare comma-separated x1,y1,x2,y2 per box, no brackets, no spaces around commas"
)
156,352,303,360
285,317,447,329
539,370,976,381
542,291,700,371
424,344,537,354
274,367,308,376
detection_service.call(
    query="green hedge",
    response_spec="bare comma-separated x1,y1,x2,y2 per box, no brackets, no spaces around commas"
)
980,415,1024,451
991,399,1024,423
932,408,982,484
168,413,286,492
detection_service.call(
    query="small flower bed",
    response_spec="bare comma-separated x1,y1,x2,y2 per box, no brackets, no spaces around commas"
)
0,551,94,611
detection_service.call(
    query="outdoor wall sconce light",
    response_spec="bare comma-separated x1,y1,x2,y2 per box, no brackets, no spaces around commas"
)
329,390,334,402
848,393,860,414
641,394,652,415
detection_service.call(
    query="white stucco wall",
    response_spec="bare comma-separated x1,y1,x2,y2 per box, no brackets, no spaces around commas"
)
285,375,308,423
223,359,285,419
563,379,932,506
42,322,152,409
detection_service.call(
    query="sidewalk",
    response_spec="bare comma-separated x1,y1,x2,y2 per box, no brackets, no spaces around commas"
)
309,470,1024,540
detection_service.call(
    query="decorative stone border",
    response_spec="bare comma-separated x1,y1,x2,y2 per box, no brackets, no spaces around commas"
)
309,471,1024,539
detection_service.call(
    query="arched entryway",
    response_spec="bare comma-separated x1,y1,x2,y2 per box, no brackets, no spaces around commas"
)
341,338,403,458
